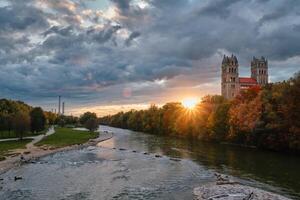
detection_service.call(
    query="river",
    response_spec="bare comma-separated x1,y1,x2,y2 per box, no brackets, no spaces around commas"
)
0,126,299,199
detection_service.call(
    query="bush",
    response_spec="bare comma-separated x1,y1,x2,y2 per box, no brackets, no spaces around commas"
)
84,118,98,132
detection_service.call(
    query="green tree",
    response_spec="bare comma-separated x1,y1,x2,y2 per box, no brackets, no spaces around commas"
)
80,112,97,125
84,118,98,132
13,112,30,140
207,102,230,141
30,107,46,133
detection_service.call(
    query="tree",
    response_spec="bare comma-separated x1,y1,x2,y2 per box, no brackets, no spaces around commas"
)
44,111,57,125
80,112,98,131
30,107,46,133
207,102,230,141
13,112,30,140
80,112,97,125
84,118,98,132
57,116,66,127
98,72,300,153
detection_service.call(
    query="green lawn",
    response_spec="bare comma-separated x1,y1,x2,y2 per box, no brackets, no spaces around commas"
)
36,128,98,148
0,129,48,139
0,139,32,160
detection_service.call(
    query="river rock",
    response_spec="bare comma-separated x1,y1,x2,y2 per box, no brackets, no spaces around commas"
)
14,176,22,181
170,158,181,162
193,183,291,200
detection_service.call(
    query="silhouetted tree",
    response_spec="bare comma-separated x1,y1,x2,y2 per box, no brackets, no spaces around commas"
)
13,112,30,140
30,107,46,133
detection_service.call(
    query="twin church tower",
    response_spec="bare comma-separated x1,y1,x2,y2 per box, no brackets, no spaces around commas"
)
221,55,268,99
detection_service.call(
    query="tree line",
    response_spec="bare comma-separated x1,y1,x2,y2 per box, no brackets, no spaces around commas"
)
0,99,47,139
99,72,300,153
0,99,99,139
55,111,99,132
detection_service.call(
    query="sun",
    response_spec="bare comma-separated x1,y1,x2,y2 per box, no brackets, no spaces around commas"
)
182,98,198,109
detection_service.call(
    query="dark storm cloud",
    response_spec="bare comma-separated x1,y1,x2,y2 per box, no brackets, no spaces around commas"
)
111,0,131,11
125,31,140,46
43,26,74,37
0,1,48,31
257,0,300,26
197,0,241,18
0,0,299,108
90,24,122,44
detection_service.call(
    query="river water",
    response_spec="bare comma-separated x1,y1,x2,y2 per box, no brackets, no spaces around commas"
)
0,126,299,199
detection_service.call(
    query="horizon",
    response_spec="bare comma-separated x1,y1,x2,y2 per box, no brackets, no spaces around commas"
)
1,0,300,116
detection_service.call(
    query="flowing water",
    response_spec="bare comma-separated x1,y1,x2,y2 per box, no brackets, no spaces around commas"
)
0,126,299,199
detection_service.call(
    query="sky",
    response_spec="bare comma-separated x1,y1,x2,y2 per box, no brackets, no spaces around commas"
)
0,0,299,116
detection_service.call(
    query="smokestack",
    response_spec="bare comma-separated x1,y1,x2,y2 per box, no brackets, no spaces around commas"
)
62,102,65,115
58,96,61,115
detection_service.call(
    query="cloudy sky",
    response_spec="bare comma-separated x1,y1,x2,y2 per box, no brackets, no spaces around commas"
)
0,0,299,116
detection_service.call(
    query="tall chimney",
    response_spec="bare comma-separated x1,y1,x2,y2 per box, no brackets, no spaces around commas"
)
58,96,61,115
62,102,65,115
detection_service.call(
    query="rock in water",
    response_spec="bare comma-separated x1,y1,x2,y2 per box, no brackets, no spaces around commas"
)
14,176,22,181
193,184,291,200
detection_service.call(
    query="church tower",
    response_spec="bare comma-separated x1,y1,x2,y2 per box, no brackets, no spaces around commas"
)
221,54,239,99
251,56,268,86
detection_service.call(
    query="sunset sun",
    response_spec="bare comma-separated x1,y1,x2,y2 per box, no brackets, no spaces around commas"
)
182,98,198,109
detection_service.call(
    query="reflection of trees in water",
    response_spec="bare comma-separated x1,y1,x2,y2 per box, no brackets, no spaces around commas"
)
128,132,300,197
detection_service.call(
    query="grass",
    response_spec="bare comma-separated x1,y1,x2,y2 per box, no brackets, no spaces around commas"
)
0,128,48,139
36,127,98,148
0,139,33,160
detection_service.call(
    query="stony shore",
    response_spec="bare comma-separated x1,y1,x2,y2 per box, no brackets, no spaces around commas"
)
194,182,291,200
0,131,113,175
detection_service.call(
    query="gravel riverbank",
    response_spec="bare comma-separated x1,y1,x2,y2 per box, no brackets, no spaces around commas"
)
0,131,113,175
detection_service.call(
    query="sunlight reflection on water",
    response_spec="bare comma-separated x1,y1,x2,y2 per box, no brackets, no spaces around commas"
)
0,126,299,199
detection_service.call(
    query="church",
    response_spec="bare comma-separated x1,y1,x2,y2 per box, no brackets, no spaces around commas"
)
221,55,268,99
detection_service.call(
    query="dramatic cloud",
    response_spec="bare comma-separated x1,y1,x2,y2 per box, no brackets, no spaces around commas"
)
0,0,299,115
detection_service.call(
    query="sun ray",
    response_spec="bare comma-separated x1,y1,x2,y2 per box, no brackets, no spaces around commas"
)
182,98,198,109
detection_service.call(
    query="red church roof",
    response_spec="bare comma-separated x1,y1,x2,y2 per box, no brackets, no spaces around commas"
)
239,77,257,84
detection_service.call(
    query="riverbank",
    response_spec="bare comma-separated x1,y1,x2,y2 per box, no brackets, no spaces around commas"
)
36,128,98,148
0,139,33,161
194,183,291,200
0,130,113,175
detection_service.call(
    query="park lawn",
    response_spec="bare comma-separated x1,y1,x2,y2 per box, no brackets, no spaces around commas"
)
36,127,98,148
0,128,48,139
0,139,33,161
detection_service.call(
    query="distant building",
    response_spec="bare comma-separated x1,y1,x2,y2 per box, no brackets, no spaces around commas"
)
221,55,268,99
